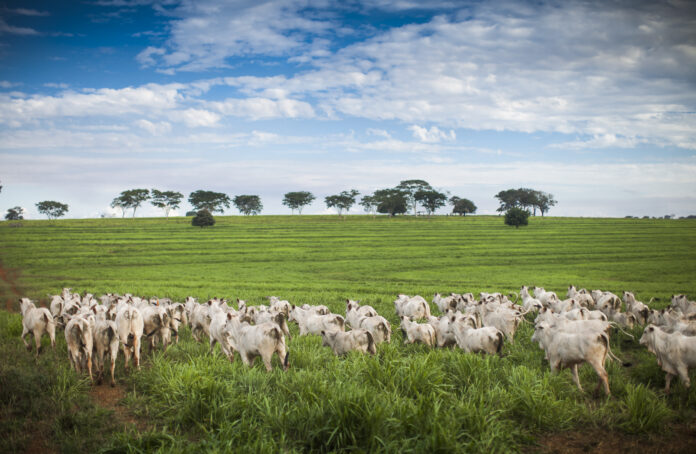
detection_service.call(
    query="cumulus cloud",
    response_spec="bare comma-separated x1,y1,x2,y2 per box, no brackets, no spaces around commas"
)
136,119,172,135
208,97,315,120
408,125,455,143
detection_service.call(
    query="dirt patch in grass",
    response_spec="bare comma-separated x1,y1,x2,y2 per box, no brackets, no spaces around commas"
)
22,423,57,454
89,382,148,432
531,424,696,454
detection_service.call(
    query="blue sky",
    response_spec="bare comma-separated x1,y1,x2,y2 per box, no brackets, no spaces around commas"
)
1,0,695,218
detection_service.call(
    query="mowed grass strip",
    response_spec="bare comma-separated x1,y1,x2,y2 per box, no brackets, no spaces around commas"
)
1,215,696,452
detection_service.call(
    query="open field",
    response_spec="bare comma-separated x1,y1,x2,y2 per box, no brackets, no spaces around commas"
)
2,215,696,452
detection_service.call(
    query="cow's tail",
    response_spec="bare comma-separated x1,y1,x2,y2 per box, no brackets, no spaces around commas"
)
495,331,504,354
283,351,290,370
429,327,436,347
366,331,376,355
602,333,631,366
608,321,635,339
423,301,431,318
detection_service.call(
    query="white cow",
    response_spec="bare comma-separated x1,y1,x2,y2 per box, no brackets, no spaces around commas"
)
345,300,378,328
623,292,651,325
19,298,56,355
450,314,504,355
115,305,144,371
289,306,344,335
65,314,95,382
351,313,391,344
433,293,458,313
321,329,376,356
532,322,611,395
93,318,119,386
227,317,290,371
640,324,696,393
140,305,171,352
533,287,558,306
399,316,436,347
394,294,431,320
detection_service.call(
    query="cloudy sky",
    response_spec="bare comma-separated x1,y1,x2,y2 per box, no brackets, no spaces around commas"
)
1,0,695,218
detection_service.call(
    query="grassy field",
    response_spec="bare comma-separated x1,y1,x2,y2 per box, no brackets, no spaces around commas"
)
1,215,696,453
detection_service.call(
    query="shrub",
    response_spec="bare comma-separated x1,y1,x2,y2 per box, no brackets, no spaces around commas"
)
191,209,215,228
504,207,530,228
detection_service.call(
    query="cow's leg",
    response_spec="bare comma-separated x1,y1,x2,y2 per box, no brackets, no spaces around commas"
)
240,351,252,367
33,329,42,355
21,324,32,351
570,365,583,392
123,346,132,373
677,365,691,390
133,337,141,370
262,353,273,372
86,354,93,383
209,337,216,355
664,372,675,394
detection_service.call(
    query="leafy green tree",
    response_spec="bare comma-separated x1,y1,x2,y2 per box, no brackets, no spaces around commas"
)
504,207,530,228
282,191,315,214
373,188,408,217
150,189,183,219
450,196,477,216
5,206,23,220
534,191,557,216
325,189,359,217
414,189,447,216
111,189,150,218
360,194,378,218
191,209,215,228
233,195,263,216
188,190,231,214
396,179,433,215
36,201,69,220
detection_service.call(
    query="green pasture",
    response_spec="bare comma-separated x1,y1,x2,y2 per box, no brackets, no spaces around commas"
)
1,215,695,453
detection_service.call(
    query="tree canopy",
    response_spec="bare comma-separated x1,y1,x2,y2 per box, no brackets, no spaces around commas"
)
233,195,263,215
504,207,530,228
373,188,408,216
36,201,69,220
188,190,231,214
325,189,359,217
495,188,556,216
282,191,315,214
450,196,477,216
396,179,433,215
191,209,215,228
111,189,150,217
414,188,447,216
150,189,183,219
5,206,23,221
359,195,378,217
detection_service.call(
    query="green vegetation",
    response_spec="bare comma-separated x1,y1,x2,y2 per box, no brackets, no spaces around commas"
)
1,215,695,452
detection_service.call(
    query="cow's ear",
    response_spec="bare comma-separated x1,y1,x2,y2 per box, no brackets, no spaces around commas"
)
648,326,654,332
292,304,296,309
450,315,455,322
346,299,350,304
227,313,232,320
321,330,325,336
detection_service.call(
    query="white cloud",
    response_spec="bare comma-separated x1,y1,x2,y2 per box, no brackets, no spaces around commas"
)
208,97,315,120
168,108,220,127
6,8,50,16
0,80,21,88
136,119,172,135
408,125,455,143
136,46,166,67
43,82,69,89
0,18,40,35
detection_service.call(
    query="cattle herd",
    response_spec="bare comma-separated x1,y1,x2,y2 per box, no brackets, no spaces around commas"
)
17,286,696,395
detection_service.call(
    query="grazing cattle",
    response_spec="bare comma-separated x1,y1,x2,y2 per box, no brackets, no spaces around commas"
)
606,309,637,329
19,298,56,355
268,296,292,316
227,317,290,371
427,315,457,348
671,294,696,316
345,300,378,328
533,287,558,306
450,314,504,355
399,316,436,346
115,305,144,371
190,301,216,342
209,312,239,362
300,304,331,315
289,305,344,335
65,314,95,383
253,311,292,340
640,324,696,393
532,322,610,395
394,294,431,320
321,329,376,356
623,292,651,325
350,313,391,344
519,286,543,313
93,318,119,386
433,293,458,313
480,307,524,343
140,305,171,352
